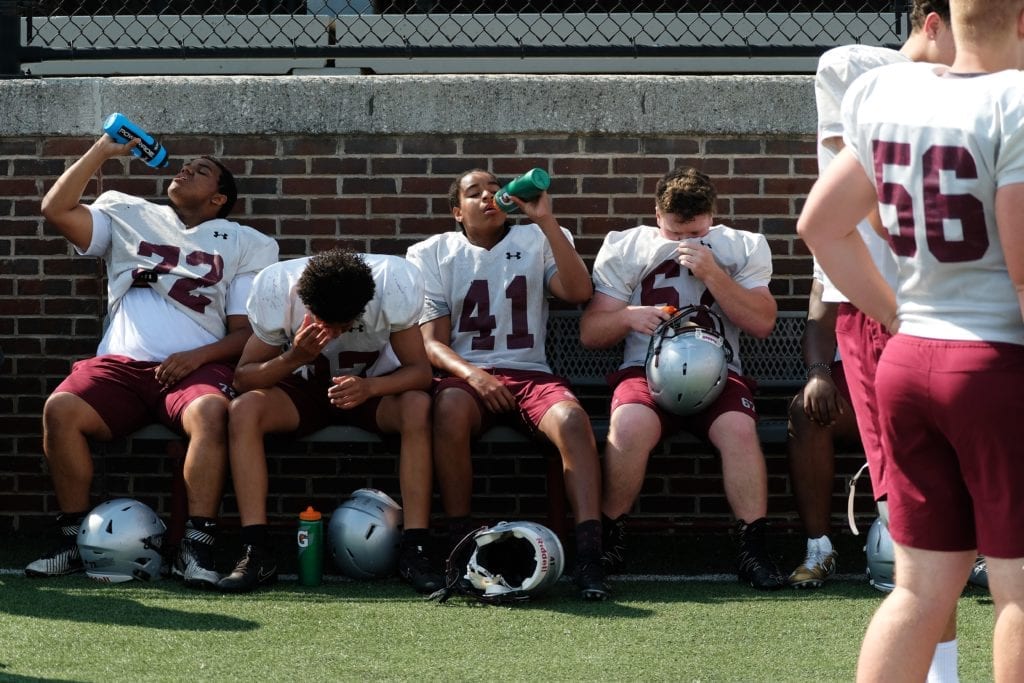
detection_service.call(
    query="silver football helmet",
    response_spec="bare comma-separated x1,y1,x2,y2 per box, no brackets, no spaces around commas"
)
865,517,895,593
433,521,565,604
328,488,403,579
77,498,166,583
646,305,733,416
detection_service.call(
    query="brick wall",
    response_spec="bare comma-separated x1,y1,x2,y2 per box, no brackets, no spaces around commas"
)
0,131,874,535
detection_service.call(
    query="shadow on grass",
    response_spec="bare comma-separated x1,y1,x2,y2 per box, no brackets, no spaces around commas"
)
0,664,86,683
0,578,258,632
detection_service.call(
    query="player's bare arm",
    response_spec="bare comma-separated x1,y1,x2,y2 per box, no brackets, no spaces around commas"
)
41,135,139,252
580,292,672,349
511,192,593,304
681,239,776,338
800,278,843,426
328,325,432,409
419,315,516,413
233,313,333,393
995,183,1024,319
798,148,898,334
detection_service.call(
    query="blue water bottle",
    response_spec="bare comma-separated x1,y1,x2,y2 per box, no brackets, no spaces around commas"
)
102,113,169,169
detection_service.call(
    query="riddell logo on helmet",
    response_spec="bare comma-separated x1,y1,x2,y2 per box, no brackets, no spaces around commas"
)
536,539,550,571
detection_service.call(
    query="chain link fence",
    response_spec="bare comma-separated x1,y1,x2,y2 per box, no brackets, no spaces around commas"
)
5,1,908,75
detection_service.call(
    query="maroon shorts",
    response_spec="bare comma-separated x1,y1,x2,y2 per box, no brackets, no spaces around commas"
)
53,354,236,438
831,360,852,405
277,371,383,437
433,368,580,437
608,366,758,441
835,303,891,499
878,334,1024,557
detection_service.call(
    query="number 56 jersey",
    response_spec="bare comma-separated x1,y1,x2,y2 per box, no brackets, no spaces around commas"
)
843,62,1024,345
406,223,569,373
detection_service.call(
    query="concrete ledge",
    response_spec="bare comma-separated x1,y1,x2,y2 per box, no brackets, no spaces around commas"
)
0,74,813,137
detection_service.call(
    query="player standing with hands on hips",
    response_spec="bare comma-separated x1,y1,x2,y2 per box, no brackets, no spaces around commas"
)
29,122,279,589
799,1,1024,678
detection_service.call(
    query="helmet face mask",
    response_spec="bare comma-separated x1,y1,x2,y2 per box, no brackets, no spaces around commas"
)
433,521,565,604
328,488,403,579
77,498,166,583
865,517,895,593
646,305,733,416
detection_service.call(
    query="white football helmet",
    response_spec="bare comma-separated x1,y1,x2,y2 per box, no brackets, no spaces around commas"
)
434,521,564,604
865,517,895,593
77,498,166,583
328,488,403,579
646,305,733,416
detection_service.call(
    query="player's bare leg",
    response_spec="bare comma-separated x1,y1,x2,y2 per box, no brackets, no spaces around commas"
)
856,544,973,682
26,392,112,577
42,391,110,513
601,403,660,519
987,556,1024,681
378,389,443,594
539,399,609,600
710,411,784,590
175,392,231,588
218,387,300,593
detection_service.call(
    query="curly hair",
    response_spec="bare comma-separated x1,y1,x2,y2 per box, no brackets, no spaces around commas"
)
296,248,375,325
655,167,717,221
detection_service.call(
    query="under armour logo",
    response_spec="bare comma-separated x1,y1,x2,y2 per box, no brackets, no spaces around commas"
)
348,324,366,334
213,231,228,239
506,252,522,260
218,382,238,400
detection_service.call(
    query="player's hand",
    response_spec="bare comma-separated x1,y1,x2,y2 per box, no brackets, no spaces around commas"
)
289,314,335,364
328,374,371,410
802,373,844,426
510,191,554,224
625,305,674,336
154,349,205,388
676,239,719,281
98,134,140,159
467,370,517,414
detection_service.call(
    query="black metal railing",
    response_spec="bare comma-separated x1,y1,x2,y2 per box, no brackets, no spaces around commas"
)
4,1,908,76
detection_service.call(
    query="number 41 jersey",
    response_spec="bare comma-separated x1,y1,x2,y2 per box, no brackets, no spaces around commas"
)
406,223,568,373
843,62,1024,345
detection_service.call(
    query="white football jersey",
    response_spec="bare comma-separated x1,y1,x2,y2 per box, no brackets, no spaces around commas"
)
91,191,279,340
406,223,567,373
815,44,907,303
843,62,1024,345
247,253,424,378
592,224,772,373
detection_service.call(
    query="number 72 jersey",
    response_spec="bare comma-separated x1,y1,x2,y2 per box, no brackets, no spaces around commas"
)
406,223,568,373
843,61,1024,345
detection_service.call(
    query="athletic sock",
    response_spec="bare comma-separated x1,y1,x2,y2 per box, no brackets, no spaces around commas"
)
239,524,269,548
575,519,602,564
926,639,958,683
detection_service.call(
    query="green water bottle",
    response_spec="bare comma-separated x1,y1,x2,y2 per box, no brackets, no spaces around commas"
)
297,506,323,586
493,168,551,213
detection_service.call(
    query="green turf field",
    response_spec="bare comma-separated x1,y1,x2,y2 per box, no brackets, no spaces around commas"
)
0,572,996,682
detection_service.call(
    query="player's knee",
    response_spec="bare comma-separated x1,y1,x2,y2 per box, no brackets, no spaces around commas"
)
183,394,229,438
228,392,270,434
43,392,99,437
395,390,431,432
433,389,475,435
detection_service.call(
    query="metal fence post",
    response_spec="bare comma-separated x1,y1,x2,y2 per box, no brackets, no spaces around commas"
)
0,0,20,76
